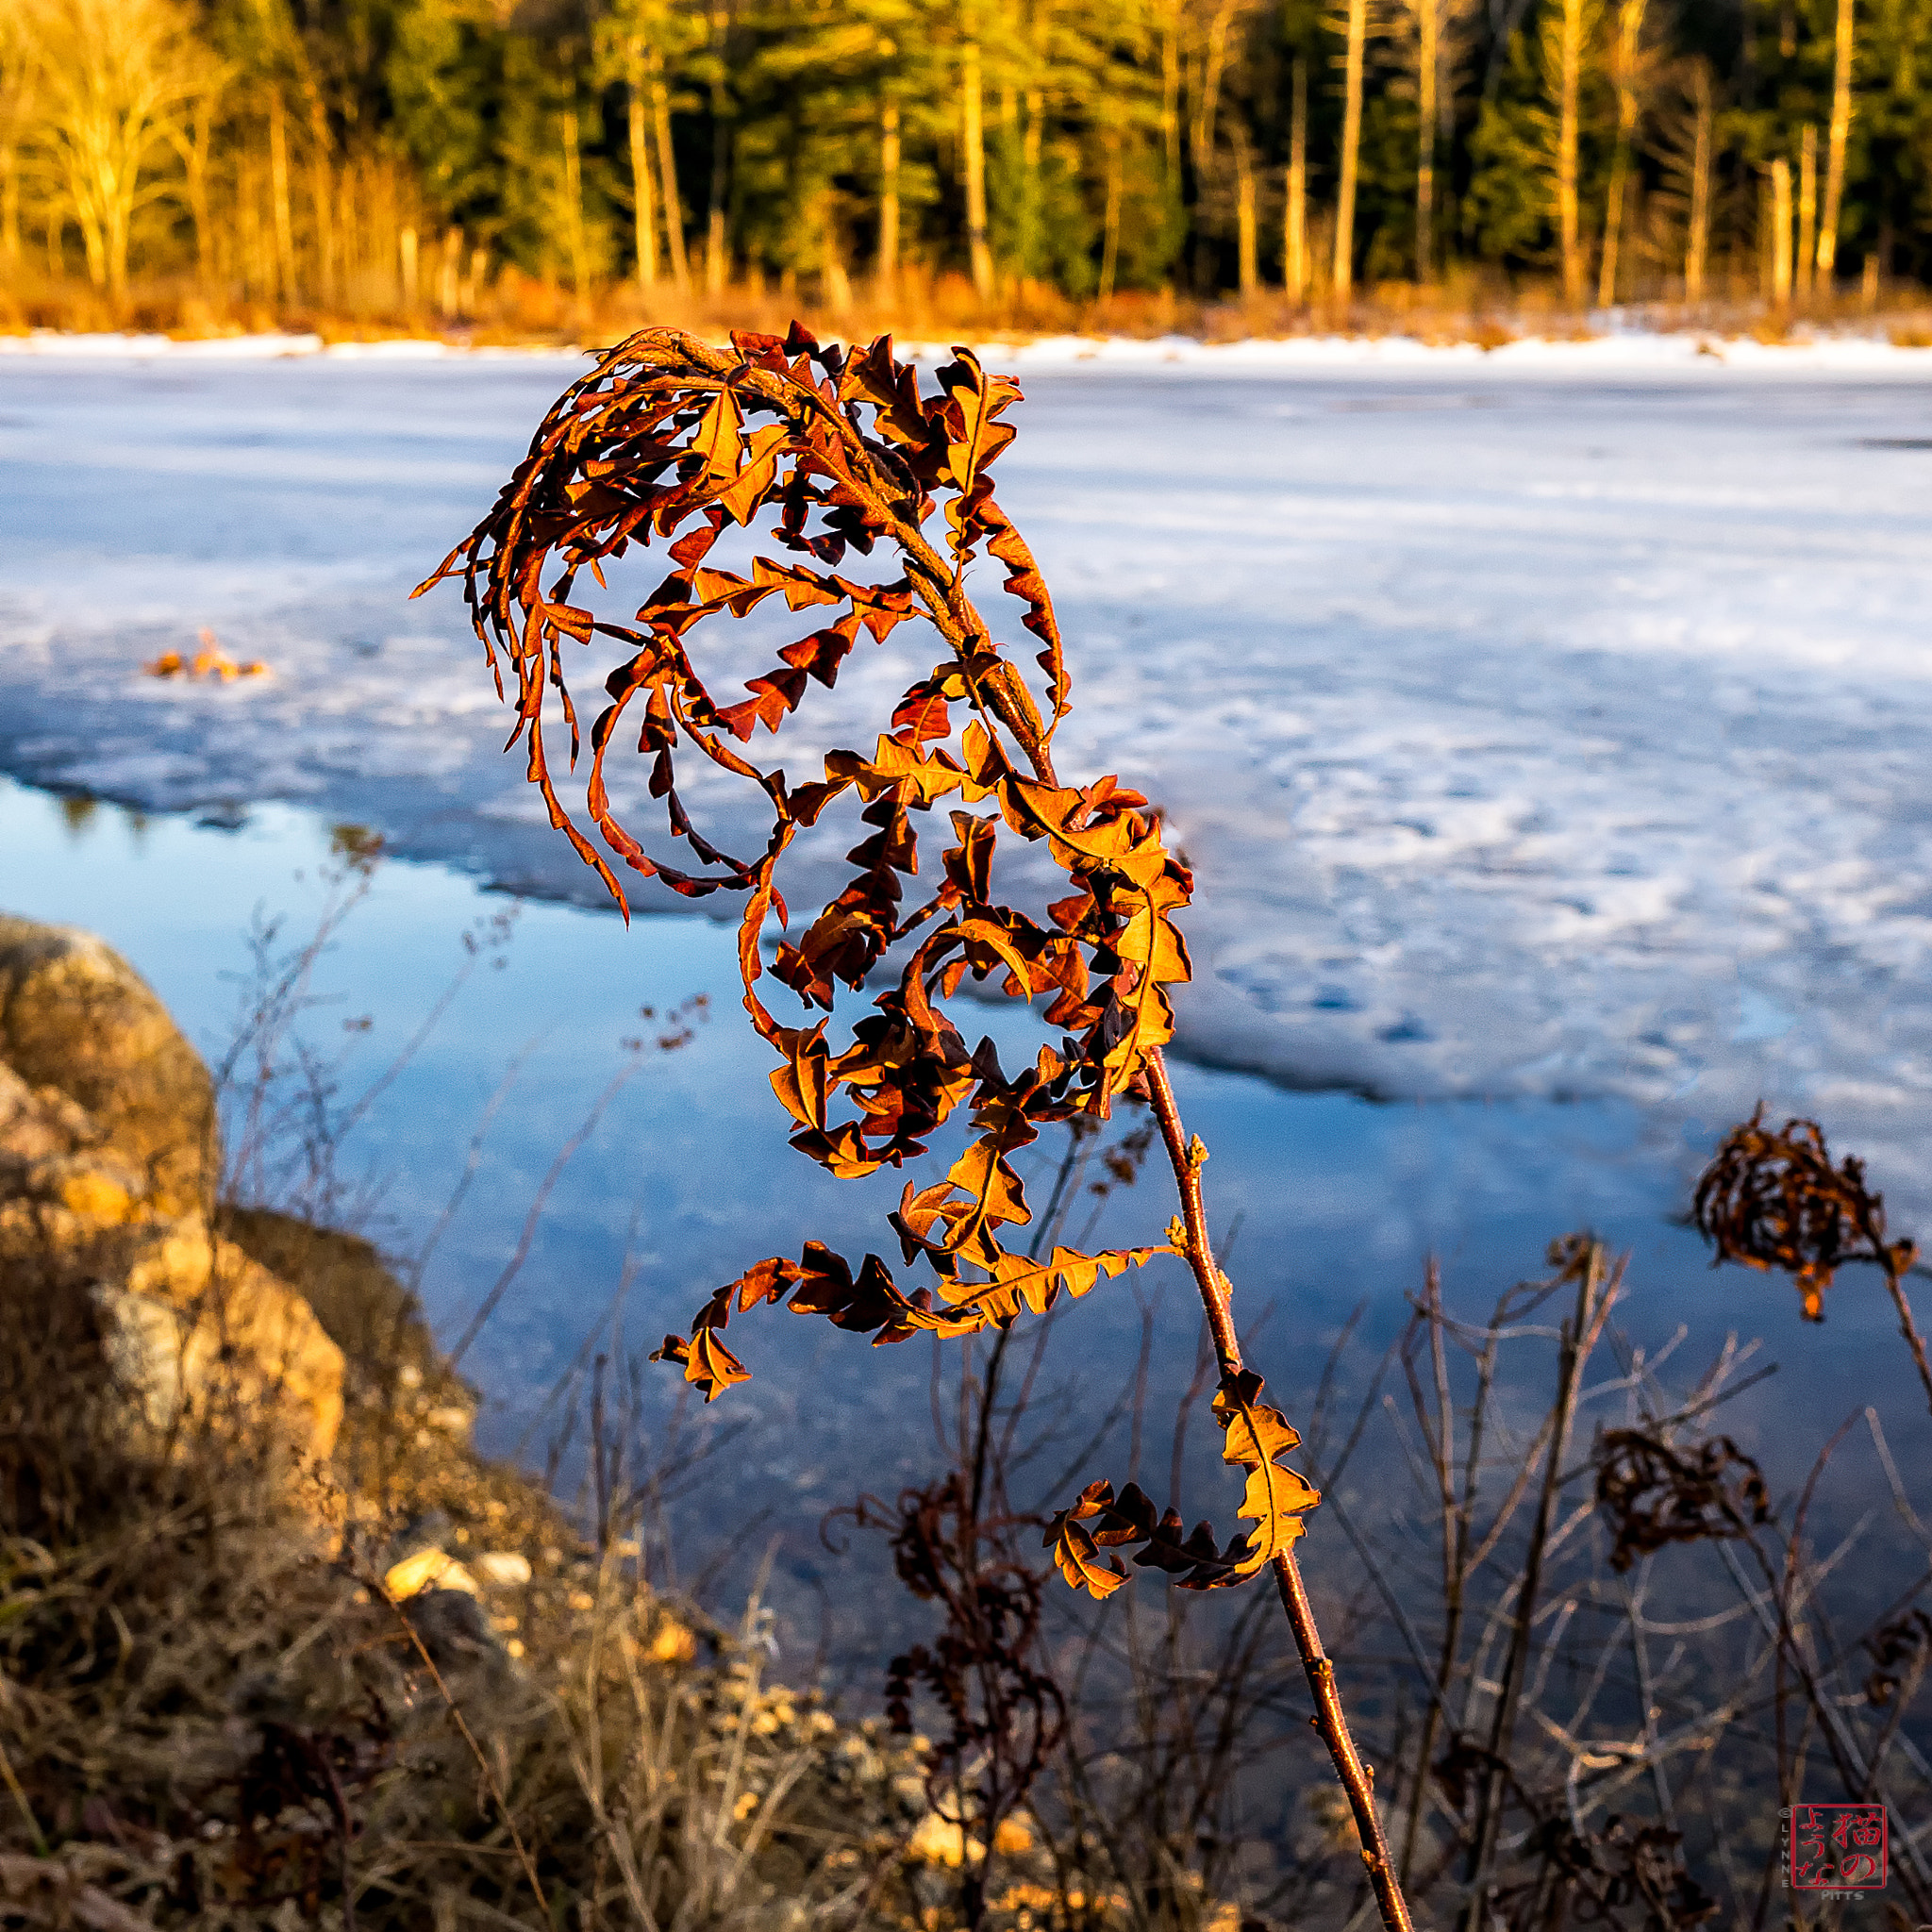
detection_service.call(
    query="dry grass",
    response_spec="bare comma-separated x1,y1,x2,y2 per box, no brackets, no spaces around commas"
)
5,262,1930,352
0,1223,937,1932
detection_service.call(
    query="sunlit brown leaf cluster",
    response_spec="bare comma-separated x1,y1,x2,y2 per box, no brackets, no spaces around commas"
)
418,325,1194,1398
1045,1370,1321,1596
143,627,268,682
1690,1107,1917,1321
1593,1428,1771,1574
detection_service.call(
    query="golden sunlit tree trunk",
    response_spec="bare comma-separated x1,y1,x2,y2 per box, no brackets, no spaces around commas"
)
1541,0,1591,309
1019,80,1046,281
268,90,296,302
625,42,658,291
1817,0,1853,279
236,148,260,295
1595,0,1644,306
1098,125,1123,300
1235,127,1257,294
1796,122,1816,300
704,0,729,295
1769,156,1791,308
877,92,901,293
173,80,218,282
1412,0,1439,281
652,54,689,291
961,30,993,298
1191,0,1242,185
1334,0,1368,299
437,224,459,314
1159,0,1182,187
819,192,851,313
1684,58,1711,302
26,0,208,301
560,107,591,297
306,90,335,308
0,14,40,277
1285,54,1307,297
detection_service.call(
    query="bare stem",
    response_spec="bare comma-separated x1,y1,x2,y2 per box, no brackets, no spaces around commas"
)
1881,1260,1932,1420
1143,1045,1415,1932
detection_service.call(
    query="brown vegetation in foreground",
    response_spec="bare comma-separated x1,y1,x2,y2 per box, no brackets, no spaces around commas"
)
2,886,1930,1930
0,913,941,1930
408,323,1932,1932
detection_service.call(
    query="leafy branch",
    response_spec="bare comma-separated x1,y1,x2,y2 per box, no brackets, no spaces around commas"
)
421,323,1415,1932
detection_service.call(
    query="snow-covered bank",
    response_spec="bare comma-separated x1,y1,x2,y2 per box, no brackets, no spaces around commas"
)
4,349,1931,1223
6,324,1932,374
966,328,1932,374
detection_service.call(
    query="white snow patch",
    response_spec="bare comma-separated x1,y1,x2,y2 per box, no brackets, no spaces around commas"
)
0,330,327,358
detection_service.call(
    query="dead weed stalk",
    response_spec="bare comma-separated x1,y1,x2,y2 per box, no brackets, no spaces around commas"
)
421,321,1411,1932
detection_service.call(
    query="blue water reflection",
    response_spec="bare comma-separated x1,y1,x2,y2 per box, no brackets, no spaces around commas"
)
5,774,1923,1666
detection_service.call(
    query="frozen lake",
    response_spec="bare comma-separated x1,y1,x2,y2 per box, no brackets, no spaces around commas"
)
4,337,1931,1646
4,338,1931,1207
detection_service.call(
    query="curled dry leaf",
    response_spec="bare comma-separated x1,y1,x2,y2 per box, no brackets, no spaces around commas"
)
418,325,1191,1396
1044,1370,1321,1596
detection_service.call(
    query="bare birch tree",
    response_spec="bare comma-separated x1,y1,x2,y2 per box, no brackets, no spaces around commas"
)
594,7,659,291
0,9,42,277
960,14,993,297
1653,55,1714,301
1537,0,1598,308
1284,52,1307,297
1768,154,1792,308
1797,120,1816,299
1594,0,1645,305
1397,0,1470,283
19,0,212,301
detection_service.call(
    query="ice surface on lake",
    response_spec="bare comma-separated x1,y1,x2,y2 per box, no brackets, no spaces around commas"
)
4,339,1932,1221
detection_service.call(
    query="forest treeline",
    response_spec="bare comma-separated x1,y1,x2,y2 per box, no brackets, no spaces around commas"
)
2,0,1929,327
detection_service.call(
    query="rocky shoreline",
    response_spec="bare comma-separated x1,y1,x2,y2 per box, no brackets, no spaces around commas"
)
0,913,965,1931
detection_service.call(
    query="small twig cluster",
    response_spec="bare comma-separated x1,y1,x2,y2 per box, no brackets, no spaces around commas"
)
1292,1228,1932,1930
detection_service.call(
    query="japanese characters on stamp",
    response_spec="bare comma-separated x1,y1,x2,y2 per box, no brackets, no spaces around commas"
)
1787,1804,1888,1893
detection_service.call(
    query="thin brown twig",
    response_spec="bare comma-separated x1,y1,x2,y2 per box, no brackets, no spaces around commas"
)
1460,1246,1603,1932
1880,1255,1932,1419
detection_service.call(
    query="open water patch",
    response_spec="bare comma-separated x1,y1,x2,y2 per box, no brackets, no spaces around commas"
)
4,774,1925,1663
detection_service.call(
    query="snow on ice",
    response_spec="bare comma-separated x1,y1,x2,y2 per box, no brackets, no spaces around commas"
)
3,336,1932,1219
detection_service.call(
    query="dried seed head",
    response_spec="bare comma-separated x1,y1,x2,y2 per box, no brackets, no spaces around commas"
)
1690,1107,1915,1321
1594,1428,1771,1572
1864,1608,1932,1707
